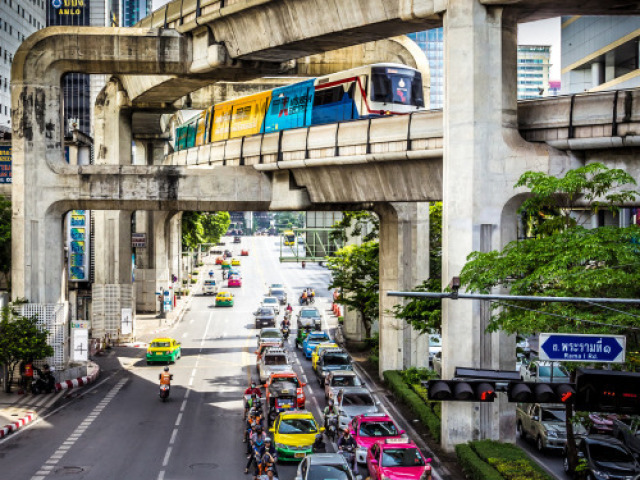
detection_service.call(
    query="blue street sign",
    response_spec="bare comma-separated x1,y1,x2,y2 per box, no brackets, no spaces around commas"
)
539,333,626,363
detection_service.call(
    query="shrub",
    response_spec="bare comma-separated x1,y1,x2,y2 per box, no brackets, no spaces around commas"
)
190,279,197,284
192,270,199,275
182,279,188,285
383,370,441,442
455,443,502,480
471,440,553,480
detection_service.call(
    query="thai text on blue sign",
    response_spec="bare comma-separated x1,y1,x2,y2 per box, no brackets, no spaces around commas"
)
67,210,90,281
0,146,10,183
539,333,626,363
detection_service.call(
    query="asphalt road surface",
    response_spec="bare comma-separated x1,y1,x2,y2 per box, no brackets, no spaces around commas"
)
0,236,358,480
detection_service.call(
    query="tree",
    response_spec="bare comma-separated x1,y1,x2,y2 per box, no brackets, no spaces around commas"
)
0,307,54,392
458,163,639,472
326,241,379,338
0,195,10,290
200,211,231,245
182,211,231,250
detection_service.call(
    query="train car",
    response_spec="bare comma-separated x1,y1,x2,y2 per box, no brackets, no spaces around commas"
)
174,63,425,151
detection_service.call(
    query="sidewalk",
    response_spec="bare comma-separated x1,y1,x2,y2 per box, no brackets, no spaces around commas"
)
0,360,100,440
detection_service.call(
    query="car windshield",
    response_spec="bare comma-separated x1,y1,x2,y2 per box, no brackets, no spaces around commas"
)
261,331,281,339
307,465,350,480
271,289,285,296
342,393,374,406
308,335,330,343
538,366,568,378
263,298,277,304
264,355,287,366
278,418,318,434
272,376,298,386
589,443,634,463
541,409,566,422
301,310,320,317
270,284,283,289
381,448,425,467
257,308,273,315
151,342,170,348
332,376,360,387
205,280,215,285
359,421,398,437
324,354,350,366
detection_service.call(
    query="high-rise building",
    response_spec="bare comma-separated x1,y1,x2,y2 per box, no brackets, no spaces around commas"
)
561,16,640,94
0,0,46,135
122,0,150,27
517,45,551,99
406,29,444,109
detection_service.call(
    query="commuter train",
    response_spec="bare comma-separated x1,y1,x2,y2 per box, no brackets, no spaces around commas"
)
174,63,425,151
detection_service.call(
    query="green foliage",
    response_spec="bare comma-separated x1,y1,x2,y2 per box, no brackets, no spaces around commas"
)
0,195,11,289
182,211,231,250
515,163,637,235
383,370,441,442
273,212,304,229
330,211,379,244
327,241,379,338
470,440,553,480
0,307,54,392
455,443,503,480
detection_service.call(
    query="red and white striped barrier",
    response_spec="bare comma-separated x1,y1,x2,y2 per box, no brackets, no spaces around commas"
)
0,412,36,439
54,363,100,392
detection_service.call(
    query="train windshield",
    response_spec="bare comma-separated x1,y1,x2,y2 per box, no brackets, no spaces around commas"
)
371,67,424,107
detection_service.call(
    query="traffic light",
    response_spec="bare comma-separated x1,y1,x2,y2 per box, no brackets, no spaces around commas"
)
507,382,575,404
574,369,640,414
427,380,497,402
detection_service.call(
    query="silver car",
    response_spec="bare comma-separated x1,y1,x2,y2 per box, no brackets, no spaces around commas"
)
257,347,293,383
336,387,381,430
295,453,361,480
257,328,283,348
325,370,364,401
260,296,281,315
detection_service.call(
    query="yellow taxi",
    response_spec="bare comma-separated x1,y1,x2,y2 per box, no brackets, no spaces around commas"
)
215,291,234,307
311,342,339,371
146,338,181,365
269,410,323,461
231,257,241,266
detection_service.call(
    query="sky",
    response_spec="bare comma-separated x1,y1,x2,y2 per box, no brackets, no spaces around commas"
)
151,0,561,80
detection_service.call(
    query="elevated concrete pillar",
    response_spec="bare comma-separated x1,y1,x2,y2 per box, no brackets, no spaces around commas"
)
377,202,430,374
439,1,571,451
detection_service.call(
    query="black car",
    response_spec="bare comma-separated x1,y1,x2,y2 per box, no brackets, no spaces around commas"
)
253,307,276,329
315,349,352,387
234,236,241,243
564,435,640,480
269,288,288,305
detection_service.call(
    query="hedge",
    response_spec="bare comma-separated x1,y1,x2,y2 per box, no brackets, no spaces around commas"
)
470,440,553,480
383,370,441,442
455,443,503,480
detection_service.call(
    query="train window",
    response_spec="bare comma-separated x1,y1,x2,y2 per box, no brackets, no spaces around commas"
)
313,86,344,106
371,67,424,107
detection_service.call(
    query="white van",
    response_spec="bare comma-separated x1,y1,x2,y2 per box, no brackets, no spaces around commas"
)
203,279,218,295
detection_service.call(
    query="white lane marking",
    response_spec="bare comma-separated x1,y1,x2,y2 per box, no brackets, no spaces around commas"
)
162,446,172,467
157,471,165,480
182,332,188,338
175,413,183,426
29,378,127,479
180,400,187,412
169,428,178,445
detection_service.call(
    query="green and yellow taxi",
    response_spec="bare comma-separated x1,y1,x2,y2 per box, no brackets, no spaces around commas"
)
215,291,234,307
311,342,339,371
269,411,323,461
231,257,241,266
146,338,181,365
221,259,231,270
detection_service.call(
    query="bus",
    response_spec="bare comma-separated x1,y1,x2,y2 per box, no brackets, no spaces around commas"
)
283,230,296,246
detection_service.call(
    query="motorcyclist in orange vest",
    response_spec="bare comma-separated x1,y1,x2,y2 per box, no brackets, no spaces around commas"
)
159,366,172,386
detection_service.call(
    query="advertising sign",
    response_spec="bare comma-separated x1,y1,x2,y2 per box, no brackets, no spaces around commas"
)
132,233,147,248
67,210,90,282
0,146,10,183
71,328,89,362
121,308,133,335
52,0,85,16
539,333,626,363
163,290,172,312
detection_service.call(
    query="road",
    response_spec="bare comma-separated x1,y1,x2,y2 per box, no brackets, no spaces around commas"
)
0,236,427,480
517,436,565,479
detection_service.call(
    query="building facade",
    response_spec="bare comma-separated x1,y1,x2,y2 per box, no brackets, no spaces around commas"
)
561,16,640,94
407,29,444,109
121,0,150,27
0,0,46,134
517,45,551,99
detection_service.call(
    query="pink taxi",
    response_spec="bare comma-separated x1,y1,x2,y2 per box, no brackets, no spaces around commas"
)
228,274,242,287
366,438,432,480
349,413,406,464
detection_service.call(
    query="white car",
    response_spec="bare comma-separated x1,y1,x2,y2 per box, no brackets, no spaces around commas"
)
520,361,569,383
260,296,281,315
428,334,441,367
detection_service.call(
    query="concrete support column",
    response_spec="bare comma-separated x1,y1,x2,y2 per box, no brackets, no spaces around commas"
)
170,212,183,285
377,202,430,375
591,61,604,88
605,51,616,83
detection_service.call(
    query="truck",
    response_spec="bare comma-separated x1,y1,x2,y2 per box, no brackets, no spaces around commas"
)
203,279,218,295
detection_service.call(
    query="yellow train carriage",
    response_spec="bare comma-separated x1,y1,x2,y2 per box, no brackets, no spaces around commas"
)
195,107,213,146
210,91,272,142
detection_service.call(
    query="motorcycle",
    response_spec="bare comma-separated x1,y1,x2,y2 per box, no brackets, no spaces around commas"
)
340,444,358,474
325,413,339,442
281,326,290,341
299,295,310,306
159,384,170,402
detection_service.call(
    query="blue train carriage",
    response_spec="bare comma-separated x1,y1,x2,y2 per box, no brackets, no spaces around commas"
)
309,63,426,125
